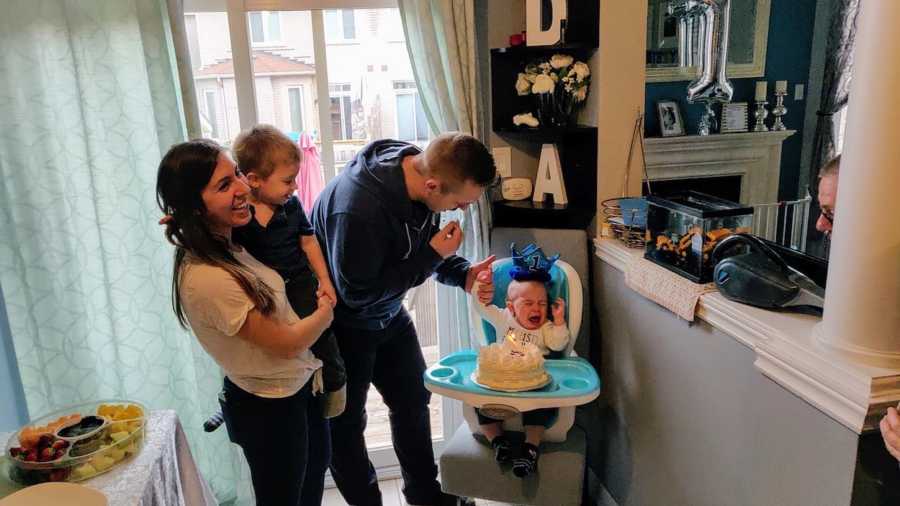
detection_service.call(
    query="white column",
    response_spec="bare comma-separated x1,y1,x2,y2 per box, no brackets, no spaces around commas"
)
815,1,900,367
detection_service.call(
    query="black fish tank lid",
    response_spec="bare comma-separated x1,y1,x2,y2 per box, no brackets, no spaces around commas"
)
647,191,753,218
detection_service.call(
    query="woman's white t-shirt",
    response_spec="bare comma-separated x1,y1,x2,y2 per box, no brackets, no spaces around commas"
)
179,247,322,398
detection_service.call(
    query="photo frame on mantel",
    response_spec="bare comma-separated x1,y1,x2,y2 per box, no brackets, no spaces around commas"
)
657,100,686,137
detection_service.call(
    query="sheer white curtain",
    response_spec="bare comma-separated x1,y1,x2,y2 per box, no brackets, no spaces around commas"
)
399,0,491,354
0,1,246,502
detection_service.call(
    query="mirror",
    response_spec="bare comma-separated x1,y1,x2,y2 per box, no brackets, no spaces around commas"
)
646,0,770,82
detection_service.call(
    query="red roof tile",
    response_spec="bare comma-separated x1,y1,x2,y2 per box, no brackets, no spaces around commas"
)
197,50,315,76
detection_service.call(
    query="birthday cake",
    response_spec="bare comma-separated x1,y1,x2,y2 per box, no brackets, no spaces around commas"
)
474,341,549,391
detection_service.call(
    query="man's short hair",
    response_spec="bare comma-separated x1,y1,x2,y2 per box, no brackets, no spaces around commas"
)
232,124,301,179
422,132,496,192
820,154,840,178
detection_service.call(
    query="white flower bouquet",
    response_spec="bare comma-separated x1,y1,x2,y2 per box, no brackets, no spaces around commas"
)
514,54,591,127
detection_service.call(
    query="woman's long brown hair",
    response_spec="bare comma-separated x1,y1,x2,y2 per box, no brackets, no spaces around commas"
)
155,139,274,328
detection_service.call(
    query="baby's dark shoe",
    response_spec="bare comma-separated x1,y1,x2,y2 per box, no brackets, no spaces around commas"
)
512,442,540,477
491,435,513,464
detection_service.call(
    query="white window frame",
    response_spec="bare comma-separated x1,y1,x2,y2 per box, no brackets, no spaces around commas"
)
247,10,282,45
329,83,354,141
203,89,220,139
285,85,306,133
182,0,462,479
324,8,358,43
184,0,397,181
393,81,429,143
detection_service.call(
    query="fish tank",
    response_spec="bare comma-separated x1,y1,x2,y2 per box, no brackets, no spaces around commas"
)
644,191,754,283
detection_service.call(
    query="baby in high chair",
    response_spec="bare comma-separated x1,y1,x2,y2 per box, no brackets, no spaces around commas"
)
470,243,569,477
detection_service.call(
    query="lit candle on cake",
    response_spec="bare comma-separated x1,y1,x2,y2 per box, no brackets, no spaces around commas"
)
775,80,788,94
755,81,767,102
505,329,524,356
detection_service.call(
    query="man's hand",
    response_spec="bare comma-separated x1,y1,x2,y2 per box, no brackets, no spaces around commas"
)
318,280,337,307
315,291,335,324
880,405,900,462
430,221,463,258
551,298,566,326
465,255,496,302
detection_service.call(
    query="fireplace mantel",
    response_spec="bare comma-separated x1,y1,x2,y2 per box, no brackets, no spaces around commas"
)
644,130,795,205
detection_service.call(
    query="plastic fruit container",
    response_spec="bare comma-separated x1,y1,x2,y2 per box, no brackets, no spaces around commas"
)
5,400,146,485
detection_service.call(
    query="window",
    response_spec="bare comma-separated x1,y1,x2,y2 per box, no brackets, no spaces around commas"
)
330,83,353,140
287,87,304,133
182,1,451,473
249,11,281,44
325,9,356,41
204,90,220,139
394,81,429,142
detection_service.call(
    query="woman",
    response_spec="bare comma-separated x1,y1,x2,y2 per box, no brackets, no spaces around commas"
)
156,139,333,505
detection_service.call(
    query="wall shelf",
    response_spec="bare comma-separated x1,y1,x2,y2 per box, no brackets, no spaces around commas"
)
494,125,596,144
492,200,594,230
488,0,599,230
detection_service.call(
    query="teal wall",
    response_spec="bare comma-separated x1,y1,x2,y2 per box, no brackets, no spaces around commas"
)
644,0,818,201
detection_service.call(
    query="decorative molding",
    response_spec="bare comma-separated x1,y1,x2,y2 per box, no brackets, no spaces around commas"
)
594,237,900,433
644,130,794,206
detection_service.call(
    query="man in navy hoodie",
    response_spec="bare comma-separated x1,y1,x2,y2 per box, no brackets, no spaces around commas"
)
312,132,496,506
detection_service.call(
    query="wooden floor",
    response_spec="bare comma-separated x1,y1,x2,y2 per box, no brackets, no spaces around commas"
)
363,344,443,448
323,479,516,506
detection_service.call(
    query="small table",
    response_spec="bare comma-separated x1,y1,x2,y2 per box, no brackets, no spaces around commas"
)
1,410,216,506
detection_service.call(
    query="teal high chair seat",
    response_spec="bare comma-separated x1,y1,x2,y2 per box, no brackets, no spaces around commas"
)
425,243,600,506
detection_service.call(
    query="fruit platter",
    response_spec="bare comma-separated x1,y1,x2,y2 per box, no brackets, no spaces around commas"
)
4,400,146,485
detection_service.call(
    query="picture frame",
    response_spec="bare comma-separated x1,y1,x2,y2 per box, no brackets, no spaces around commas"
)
721,102,750,133
657,100,686,137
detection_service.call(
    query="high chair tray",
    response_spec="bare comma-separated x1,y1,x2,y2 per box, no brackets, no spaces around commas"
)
424,350,601,409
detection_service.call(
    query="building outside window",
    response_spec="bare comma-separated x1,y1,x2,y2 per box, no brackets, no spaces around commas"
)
325,9,356,41
394,80,429,144
249,11,281,44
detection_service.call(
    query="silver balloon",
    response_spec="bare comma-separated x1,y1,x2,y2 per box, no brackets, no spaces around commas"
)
669,0,734,134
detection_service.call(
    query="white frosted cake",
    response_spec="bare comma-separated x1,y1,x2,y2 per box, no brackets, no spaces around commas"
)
474,341,548,391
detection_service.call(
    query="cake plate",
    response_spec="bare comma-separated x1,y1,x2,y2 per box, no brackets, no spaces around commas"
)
469,372,552,393
424,349,600,413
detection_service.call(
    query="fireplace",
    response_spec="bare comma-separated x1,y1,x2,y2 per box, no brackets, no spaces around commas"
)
643,130,795,206
642,130,810,250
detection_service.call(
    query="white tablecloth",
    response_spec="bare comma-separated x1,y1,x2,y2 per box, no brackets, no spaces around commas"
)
1,410,217,506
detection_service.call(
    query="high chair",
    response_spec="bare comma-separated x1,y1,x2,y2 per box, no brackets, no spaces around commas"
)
424,251,600,506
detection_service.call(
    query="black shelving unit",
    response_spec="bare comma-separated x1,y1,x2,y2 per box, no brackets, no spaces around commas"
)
490,9,599,230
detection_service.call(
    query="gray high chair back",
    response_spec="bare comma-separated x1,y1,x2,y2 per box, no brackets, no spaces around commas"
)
439,228,592,506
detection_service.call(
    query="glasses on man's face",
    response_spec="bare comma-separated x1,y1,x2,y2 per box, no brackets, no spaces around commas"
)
807,183,834,224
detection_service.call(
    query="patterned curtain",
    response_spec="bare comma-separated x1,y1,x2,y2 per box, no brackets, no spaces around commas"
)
806,0,858,258
809,0,859,179
0,0,246,502
398,0,491,351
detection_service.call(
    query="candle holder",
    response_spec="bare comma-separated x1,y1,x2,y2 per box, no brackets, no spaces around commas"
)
772,91,788,131
753,100,769,132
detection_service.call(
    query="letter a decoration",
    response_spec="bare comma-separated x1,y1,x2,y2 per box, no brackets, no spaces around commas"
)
532,144,568,205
